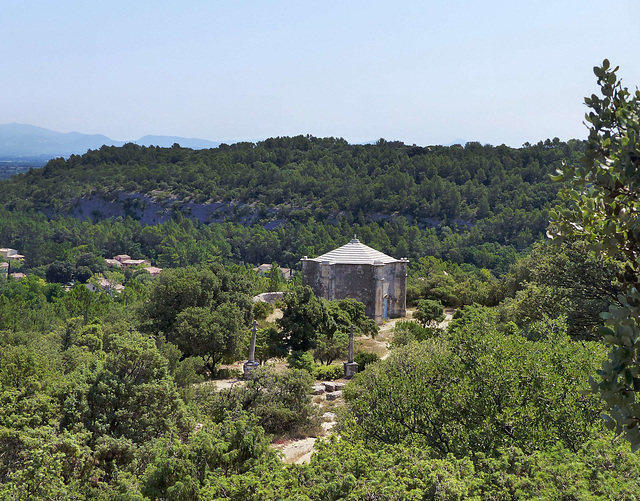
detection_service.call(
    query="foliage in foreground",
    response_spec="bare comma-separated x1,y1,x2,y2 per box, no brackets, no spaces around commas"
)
345,306,605,457
551,60,640,448
0,261,638,499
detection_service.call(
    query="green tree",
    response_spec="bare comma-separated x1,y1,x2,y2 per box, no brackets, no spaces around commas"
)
550,60,640,448
344,307,604,458
313,330,348,365
173,303,245,373
277,286,335,351
253,326,288,364
413,299,445,328
500,240,622,340
266,262,282,292
141,412,276,500
141,264,254,360
61,329,189,445
46,260,74,284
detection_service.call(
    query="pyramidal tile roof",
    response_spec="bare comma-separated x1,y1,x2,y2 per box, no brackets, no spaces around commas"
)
304,237,403,265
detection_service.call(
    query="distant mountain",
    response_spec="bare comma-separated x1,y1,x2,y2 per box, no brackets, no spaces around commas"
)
135,135,220,149
0,123,220,160
0,123,123,159
445,139,468,146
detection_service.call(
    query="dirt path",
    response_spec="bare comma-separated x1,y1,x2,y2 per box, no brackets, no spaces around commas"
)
265,308,283,323
273,437,317,464
439,308,455,329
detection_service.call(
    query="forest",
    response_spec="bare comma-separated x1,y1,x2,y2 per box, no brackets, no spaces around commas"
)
0,61,639,499
0,136,582,278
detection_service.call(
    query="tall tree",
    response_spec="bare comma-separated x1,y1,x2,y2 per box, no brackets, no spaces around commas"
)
550,60,640,448
173,303,245,373
277,286,335,352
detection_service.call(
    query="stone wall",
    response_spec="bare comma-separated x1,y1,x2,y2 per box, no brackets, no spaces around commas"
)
302,260,406,324
252,292,285,304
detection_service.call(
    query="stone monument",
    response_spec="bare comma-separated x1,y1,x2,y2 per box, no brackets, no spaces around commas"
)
243,320,260,379
301,237,408,325
343,324,359,379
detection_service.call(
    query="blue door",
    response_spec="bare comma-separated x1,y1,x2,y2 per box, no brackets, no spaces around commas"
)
383,297,388,319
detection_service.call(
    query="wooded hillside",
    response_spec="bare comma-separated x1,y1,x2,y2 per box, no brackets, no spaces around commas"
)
0,137,584,273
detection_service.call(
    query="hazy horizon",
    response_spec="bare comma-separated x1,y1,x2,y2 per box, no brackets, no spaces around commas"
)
2,1,639,148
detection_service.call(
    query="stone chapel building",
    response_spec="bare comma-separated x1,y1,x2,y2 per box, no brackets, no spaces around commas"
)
301,237,408,324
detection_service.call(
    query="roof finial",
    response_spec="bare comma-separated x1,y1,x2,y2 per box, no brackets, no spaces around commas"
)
350,234,360,244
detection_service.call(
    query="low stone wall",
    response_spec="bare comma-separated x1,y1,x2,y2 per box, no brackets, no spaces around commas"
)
253,292,285,304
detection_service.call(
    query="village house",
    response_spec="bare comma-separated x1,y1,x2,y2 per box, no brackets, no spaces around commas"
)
301,237,408,324
120,259,152,268
144,266,163,276
85,278,125,294
0,248,25,261
107,255,162,274
253,263,293,280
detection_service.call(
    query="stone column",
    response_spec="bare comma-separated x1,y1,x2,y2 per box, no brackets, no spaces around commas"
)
243,320,260,379
373,261,385,324
344,324,359,379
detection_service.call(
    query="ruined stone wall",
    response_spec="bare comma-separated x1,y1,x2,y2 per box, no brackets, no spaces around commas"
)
381,261,407,318
302,259,406,323
331,264,378,317
302,261,378,318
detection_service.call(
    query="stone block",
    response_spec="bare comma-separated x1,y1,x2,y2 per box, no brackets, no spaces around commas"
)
243,360,260,379
323,382,336,392
312,384,326,395
326,390,343,401
343,362,358,379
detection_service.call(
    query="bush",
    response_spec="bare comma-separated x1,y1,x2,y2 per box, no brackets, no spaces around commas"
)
212,367,242,379
391,321,442,348
196,367,318,435
287,350,315,373
344,310,606,458
174,356,206,387
253,301,274,321
313,364,344,380
354,351,380,372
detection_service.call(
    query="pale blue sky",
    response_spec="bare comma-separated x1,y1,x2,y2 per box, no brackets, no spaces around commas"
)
1,1,638,146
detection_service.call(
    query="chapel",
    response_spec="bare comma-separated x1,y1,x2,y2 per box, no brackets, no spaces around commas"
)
301,237,408,324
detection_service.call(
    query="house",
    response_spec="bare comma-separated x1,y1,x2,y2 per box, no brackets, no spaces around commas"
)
121,259,151,268
110,255,157,272
253,264,272,275
253,263,293,280
0,248,17,258
85,278,125,294
0,248,24,261
10,272,26,281
301,237,408,324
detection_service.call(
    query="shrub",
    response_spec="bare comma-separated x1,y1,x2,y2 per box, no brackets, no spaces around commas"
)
391,321,442,348
354,351,379,372
196,367,318,436
287,350,315,373
313,364,344,381
253,301,274,321
212,367,242,379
